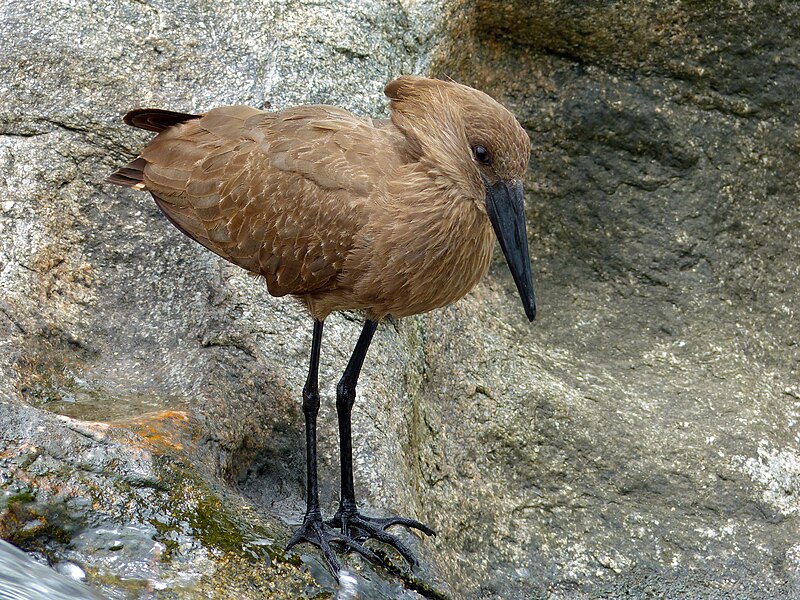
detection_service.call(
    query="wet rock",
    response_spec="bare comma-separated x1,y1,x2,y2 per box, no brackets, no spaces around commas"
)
1,0,798,599
0,401,314,597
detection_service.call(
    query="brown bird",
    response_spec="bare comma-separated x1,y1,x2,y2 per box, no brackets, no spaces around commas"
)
108,75,536,577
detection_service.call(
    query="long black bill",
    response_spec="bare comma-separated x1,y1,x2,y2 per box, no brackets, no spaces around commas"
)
484,176,537,321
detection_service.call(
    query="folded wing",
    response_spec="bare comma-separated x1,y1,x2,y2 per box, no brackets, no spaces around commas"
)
115,105,406,297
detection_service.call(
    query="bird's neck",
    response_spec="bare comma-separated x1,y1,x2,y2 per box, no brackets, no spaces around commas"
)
362,178,495,318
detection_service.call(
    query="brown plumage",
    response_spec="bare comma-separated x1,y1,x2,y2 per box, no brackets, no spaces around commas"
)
109,76,532,320
108,75,536,578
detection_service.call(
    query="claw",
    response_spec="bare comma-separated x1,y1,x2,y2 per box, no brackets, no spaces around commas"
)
287,516,343,576
289,510,434,578
362,515,436,538
287,514,390,578
328,510,435,569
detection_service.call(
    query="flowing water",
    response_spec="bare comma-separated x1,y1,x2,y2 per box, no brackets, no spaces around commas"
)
0,540,104,600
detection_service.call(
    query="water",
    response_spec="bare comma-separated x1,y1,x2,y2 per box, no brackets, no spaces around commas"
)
337,570,359,600
0,540,104,600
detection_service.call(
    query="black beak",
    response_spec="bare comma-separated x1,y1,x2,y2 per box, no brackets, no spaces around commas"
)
484,176,537,321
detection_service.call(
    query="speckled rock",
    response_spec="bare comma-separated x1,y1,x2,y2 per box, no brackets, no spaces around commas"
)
428,1,799,597
1,0,798,599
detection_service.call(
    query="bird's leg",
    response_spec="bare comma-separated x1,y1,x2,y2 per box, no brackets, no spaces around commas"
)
286,320,331,558
287,320,381,576
330,319,435,568
334,319,378,519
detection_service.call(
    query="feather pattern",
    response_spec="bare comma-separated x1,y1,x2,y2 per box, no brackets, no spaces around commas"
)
108,76,532,320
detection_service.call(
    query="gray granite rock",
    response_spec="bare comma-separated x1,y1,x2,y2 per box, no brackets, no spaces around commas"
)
432,1,799,597
1,0,798,598
0,0,449,597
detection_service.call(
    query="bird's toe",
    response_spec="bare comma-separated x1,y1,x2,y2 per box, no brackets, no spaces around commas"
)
287,516,343,576
328,510,433,569
287,514,394,577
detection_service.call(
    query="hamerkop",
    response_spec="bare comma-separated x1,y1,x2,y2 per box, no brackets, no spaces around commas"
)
108,75,536,577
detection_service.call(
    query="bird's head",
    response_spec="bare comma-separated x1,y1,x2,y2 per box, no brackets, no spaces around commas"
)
385,76,536,321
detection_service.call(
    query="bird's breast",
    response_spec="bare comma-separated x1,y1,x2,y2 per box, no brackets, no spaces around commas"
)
349,198,496,319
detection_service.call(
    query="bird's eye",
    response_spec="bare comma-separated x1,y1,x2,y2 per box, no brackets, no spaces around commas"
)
473,145,491,165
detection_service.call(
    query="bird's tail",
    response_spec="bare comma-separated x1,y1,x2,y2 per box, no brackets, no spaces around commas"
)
106,108,201,187
106,156,147,188
123,108,200,132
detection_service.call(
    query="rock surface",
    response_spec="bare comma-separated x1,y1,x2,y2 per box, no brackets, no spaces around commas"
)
429,2,800,598
1,0,798,599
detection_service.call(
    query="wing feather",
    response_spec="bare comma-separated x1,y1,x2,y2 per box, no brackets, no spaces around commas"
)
137,104,406,296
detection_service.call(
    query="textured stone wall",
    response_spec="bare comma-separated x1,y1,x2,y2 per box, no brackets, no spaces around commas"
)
1,1,798,598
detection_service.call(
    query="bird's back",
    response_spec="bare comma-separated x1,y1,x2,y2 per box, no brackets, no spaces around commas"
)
115,104,407,299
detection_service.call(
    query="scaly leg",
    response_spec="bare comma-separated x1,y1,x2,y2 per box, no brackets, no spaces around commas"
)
286,319,380,576
329,319,435,568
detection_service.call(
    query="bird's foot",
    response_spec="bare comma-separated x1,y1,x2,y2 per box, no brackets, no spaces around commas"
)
328,507,435,568
287,513,381,578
